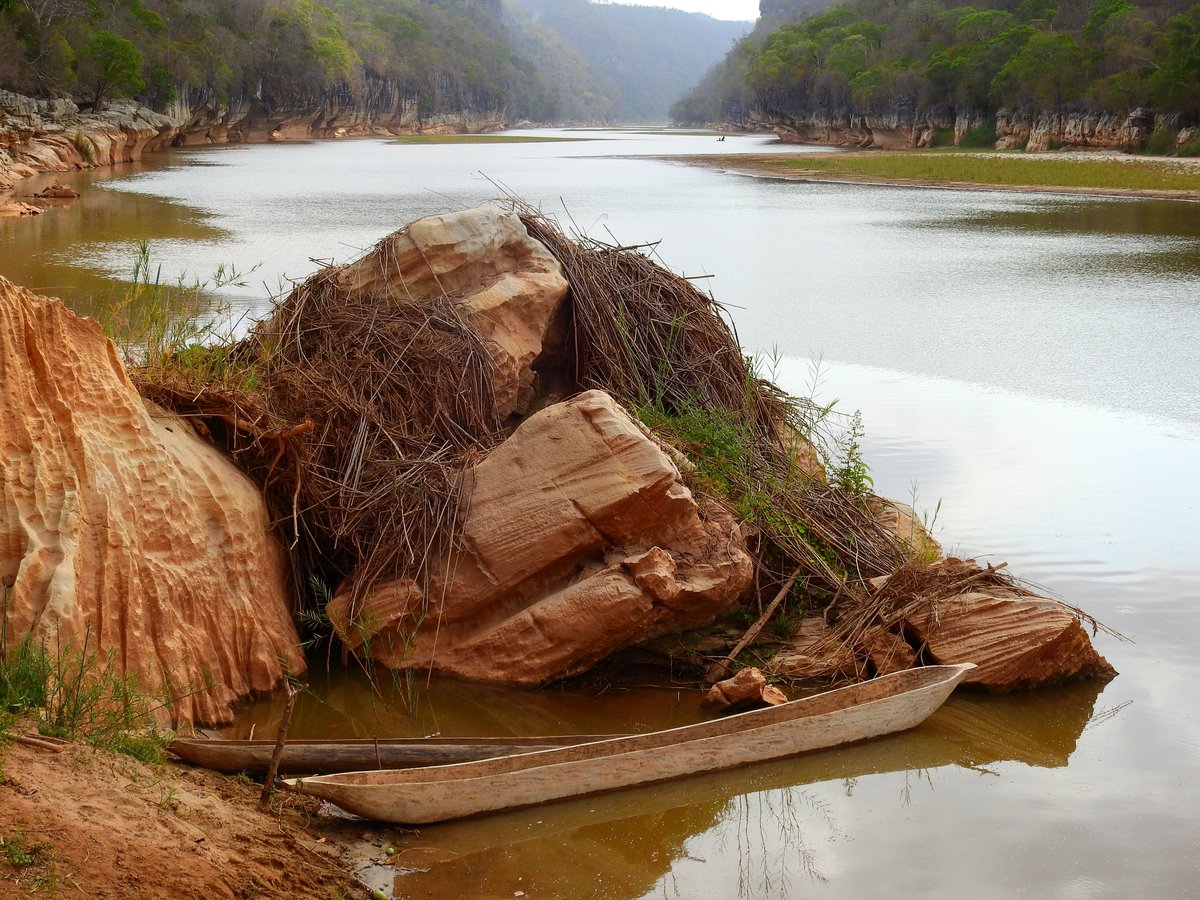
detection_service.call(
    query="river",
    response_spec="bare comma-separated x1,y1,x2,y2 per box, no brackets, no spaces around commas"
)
2,130,1198,898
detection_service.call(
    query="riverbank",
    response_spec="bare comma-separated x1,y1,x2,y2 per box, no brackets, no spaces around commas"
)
676,149,1200,201
0,89,506,199
0,725,373,898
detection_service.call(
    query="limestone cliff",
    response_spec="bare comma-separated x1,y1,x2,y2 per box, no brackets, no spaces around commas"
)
0,277,304,726
744,104,1184,153
0,83,505,194
0,91,178,194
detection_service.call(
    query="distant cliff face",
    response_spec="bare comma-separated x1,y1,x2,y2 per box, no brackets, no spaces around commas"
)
750,104,1171,153
165,79,506,145
0,84,504,193
511,0,749,121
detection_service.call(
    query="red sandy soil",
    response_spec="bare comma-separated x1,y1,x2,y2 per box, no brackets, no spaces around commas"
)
0,727,368,899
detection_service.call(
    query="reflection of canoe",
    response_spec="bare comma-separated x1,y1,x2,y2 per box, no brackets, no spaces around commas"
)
286,663,974,824
169,735,625,775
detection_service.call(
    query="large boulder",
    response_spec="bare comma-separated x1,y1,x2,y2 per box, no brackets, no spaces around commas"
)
0,278,303,726
328,205,569,419
328,390,753,683
905,590,1115,692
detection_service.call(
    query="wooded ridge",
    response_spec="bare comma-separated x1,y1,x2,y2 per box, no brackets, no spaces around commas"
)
0,0,747,124
674,0,1200,150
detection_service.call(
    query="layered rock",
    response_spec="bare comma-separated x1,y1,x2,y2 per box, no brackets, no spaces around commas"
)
327,205,570,418
165,80,505,146
995,107,1155,152
1,86,506,194
0,91,179,194
703,667,787,711
0,277,303,726
904,586,1115,692
740,102,1181,153
328,390,754,684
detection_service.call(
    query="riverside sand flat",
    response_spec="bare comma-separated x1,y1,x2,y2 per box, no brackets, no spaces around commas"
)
169,734,626,775
285,663,975,824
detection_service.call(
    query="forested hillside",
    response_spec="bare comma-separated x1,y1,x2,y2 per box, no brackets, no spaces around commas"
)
0,0,747,123
511,0,749,121
673,0,1200,130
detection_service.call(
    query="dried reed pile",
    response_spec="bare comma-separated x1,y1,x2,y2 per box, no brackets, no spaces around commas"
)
524,210,908,598
241,249,504,599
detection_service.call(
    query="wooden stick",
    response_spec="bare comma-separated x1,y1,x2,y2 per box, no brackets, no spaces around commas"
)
930,562,1008,601
260,682,304,807
1,732,67,753
706,568,802,683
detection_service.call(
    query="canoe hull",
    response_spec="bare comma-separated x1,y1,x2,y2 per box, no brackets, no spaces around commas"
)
169,735,622,775
286,664,974,824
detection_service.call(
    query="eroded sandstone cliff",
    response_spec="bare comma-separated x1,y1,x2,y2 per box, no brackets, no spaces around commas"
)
0,277,303,726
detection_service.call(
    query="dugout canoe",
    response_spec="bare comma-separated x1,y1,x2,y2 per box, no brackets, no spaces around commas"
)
169,734,624,776
284,663,975,824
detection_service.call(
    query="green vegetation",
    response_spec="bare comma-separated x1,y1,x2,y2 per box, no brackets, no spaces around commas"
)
763,152,1200,192
633,396,873,586
0,628,176,763
77,29,144,110
1,577,176,763
674,0,1200,131
96,242,264,393
509,0,748,121
0,829,58,895
0,0,744,123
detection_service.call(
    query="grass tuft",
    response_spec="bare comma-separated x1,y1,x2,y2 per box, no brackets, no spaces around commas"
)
772,152,1200,193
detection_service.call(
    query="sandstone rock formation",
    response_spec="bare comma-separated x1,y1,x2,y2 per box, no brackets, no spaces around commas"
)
0,277,303,726
904,588,1116,692
328,390,753,684
1,87,505,194
703,667,787,712
870,498,942,564
746,103,1177,153
327,206,569,419
0,91,178,194
33,182,80,200
0,200,41,217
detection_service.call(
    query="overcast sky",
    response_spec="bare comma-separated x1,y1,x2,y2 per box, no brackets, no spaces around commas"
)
597,1,760,22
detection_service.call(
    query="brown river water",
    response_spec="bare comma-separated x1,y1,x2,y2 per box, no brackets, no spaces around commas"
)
1,131,1198,898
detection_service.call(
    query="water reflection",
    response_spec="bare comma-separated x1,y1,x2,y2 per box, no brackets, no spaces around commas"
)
0,161,223,310
330,681,1105,899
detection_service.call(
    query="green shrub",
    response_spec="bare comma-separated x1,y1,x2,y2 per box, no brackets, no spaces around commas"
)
958,122,998,148
1,600,176,763
1143,127,1177,156
929,127,955,147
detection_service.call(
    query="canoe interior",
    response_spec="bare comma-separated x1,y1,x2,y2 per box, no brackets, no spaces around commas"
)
170,734,626,775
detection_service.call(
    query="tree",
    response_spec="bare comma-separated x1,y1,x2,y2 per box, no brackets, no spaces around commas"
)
992,30,1086,107
76,29,144,109
1149,5,1200,118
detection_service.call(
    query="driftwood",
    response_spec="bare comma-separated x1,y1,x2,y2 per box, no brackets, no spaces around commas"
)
706,569,802,682
260,682,304,805
1,732,68,753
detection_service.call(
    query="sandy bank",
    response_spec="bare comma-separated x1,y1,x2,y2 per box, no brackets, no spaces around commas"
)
0,726,374,898
672,151,1200,202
